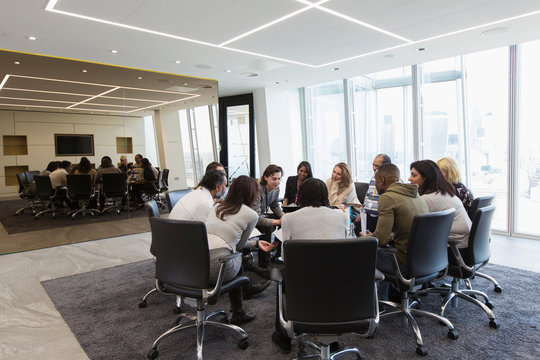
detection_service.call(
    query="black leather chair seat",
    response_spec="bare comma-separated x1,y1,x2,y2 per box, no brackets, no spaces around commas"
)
161,275,250,304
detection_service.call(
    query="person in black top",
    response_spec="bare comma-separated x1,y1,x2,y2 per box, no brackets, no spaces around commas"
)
130,158,157,206
282,161,313,206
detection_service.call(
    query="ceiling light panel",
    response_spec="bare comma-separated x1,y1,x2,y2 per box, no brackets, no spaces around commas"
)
229,8,404,65
86,97,159,108
106,88,198,102
57,0,306,45
325,0,540,41
6,75,114,95
0,97,73,108
0,88,87,102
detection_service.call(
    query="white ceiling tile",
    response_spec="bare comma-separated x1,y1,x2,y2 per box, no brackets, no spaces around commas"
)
229,8,404,65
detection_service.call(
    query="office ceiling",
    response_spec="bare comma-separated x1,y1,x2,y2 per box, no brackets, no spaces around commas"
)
1,0,540,101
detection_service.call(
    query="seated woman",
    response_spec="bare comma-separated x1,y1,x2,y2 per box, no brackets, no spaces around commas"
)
74,157,97,185
272,177,349,352
326,162,362,226
437,157,475,213
282,161,312,206
130,158,157,206
409,160,472,248
205,175,272,325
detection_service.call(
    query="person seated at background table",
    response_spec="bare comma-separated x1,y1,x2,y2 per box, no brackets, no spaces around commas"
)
363,154,392,232
326,162,362,226
74,157,97,186
49,160,75,209
282,161,312,206
272,177,349,353
96,156,123,211
361,163,428,301
205,175,274,325
129,158,157,206
437,157,475,214
251,164,285,267
118,155,131,174
23,161,59,197
169,170,227,222
409,160,472,248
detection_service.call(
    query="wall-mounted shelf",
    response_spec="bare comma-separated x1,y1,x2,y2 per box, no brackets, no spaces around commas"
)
3,135,28,155
116,137,133,154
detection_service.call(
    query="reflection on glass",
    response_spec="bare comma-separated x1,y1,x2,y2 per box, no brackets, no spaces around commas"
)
193,106,215,180
306,80,346,179
227,105,250,178
463,48,509,231
517,40,540,235
178,109,195,188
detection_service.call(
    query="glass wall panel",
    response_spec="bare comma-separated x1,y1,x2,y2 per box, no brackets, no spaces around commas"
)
193,106,215,179
306,80,346,179
517,40,540,235
178,109,195,188
227,104,251,178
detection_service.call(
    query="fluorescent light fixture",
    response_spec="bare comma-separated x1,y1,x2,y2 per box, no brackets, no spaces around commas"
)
5,87,92,97
0,75,10,90
0,96,73,104
127,94,200,113
67,87,120,109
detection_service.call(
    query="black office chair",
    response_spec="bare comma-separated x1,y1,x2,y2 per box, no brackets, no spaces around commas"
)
141,169,166,209
146,217,250,360
378,209,458,356
34,175,58,219
101,173,127,215
466,195,501,293
165,189,192,212
66,174,100,219
416,205,500,330
15,172,40,216
275,237,379,359
160,168,169,193
354,182,370,205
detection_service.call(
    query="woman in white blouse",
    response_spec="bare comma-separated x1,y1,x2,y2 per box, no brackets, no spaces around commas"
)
326,162,361,224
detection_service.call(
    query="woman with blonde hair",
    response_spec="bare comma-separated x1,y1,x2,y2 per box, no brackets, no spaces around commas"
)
325,162,361,223
437,157,475,213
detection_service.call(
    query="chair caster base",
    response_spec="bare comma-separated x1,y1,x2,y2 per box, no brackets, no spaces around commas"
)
416,345,428,356
494,285,502,293
173,306,183,314
485,301,493,309
447,329,459,340
489,319,500,329
138,301,147,308
147,348,159,359
238,338,249,350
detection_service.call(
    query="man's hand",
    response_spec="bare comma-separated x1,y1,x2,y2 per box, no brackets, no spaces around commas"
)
258,240,273,252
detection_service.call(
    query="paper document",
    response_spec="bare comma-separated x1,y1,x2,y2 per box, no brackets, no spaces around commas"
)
273,228,283,241
249,228,262,239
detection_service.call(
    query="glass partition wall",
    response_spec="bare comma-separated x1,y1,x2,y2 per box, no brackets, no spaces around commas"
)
299,40,540,239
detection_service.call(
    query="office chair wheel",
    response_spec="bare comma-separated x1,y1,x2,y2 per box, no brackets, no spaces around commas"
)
485,301,493,309
489,319,500,329
416,345,428,356
173,306,183,314
238,338,249,350
147,348,159,359
138,300,147,308
447,329,459,340
494,285,502,293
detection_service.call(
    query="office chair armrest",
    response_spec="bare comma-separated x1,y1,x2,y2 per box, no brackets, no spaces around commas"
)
448,241,475,273
205,252,243,299
379,247,414,288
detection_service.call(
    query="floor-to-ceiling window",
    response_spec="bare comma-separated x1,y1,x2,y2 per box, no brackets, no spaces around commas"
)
516,39,540,236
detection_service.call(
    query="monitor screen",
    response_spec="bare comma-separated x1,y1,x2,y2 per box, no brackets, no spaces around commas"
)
55,134,94,156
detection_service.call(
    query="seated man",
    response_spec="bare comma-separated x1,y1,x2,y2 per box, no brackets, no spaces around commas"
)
272,178,349,353
363,153,392,232
363,163,428,300
49,160,75,209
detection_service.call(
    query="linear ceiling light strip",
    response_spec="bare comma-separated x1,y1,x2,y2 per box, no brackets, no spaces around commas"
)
67,87,120,109
0,75,10,90
127,94,200,113
4,87,92,97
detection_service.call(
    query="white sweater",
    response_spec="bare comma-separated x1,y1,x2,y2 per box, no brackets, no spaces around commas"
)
205,204,258,252
421,192,472,248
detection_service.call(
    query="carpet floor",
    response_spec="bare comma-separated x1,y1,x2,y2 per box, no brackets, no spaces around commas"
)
41,260,540,360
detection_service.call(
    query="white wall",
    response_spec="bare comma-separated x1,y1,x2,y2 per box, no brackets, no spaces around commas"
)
0,110,145,197
158,109,188,190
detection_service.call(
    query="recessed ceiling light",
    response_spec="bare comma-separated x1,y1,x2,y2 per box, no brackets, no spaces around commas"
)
194,64,213,69
241,72,258,77
225,69,232,73
175,60,181,64
110,49,118,54
183,83,189,86
332,67,340,71
27,36,38,41
14,61,20,65
137,76,143,80
384,54,396,59
274,81,280,85
481,27,510,38
416,47,426,52
81,69,88,73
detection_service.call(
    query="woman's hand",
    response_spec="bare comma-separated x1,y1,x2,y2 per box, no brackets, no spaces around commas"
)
258,240,274,252
272,218,282,226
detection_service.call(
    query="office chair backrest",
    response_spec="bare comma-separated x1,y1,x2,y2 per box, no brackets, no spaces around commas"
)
34,175,53,199
102,173,127,196
284,237,378,324
16,172,28,194
150,217,210,289
25,170,40,184
468,194,495,220
354,182,370,205
66,174,93,198
161,168,169,188
464,205,496,266
145,200,160,218
407,209,455,278
166,189,192,212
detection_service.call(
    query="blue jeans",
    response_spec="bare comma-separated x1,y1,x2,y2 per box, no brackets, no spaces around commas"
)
376,247,407,300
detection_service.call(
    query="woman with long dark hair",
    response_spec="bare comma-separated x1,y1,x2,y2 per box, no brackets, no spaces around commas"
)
205,176,272,325
409,160,472,247
74,156,97,185
282,161,313,206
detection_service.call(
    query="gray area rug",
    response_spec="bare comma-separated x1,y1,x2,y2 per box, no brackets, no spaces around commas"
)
42,260,540,360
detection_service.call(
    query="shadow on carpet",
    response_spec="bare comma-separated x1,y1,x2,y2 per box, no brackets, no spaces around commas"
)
41,261,540,359
0,199,154,234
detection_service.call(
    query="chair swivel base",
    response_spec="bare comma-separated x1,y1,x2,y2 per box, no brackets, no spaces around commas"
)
34,206,57,219
67,207,100,219
298,339,362,360
15,201,41,216
380,293,458,357
147,300,248,360
475,271,503,293
138,288,184,314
